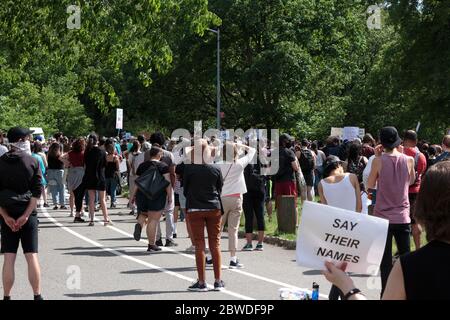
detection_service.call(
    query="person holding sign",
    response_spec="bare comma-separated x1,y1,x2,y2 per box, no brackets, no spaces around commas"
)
324,161,450,300
367,127,416,296
318,155,362,299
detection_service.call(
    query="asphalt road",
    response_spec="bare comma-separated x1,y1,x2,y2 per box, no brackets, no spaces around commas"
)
0,197,382,300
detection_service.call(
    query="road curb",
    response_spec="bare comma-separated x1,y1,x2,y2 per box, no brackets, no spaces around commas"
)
238,231,296,250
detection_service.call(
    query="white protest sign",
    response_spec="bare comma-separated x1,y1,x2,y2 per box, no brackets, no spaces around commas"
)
343,127,360,141
358,128,365,138
296,201,388,274
330,127,343,139
119,159,127,173
116,108,123,130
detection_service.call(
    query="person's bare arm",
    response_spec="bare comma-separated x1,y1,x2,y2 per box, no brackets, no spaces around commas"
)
292,159,300,172
350,174,362,212
367,157,381,190
318,181,327,205
323,261,367,300
169,165,176,187
16,197,38,229
407,157,416,186
382,260,407,300
164,173,173,205
0,207,17,231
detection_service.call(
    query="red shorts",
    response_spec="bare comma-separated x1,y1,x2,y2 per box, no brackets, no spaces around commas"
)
274,181,297,197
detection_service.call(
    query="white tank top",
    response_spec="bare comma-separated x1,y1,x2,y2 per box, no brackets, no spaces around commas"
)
320,173,357,212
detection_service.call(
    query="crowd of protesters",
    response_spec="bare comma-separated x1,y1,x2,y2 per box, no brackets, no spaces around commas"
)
0,126,449,299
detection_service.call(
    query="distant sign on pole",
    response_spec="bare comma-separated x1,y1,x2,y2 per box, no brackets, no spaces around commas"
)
416,122,421,133
296,202,388,274
343,127,360,141
116,108,123,130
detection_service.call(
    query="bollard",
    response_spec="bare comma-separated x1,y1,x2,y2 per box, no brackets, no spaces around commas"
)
277,195,297,234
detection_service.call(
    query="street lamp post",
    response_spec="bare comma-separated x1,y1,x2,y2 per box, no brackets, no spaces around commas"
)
207,28,221,130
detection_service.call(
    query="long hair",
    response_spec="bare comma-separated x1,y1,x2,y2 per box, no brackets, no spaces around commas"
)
347,142,362,163
48,142,61,159
86,133,98,152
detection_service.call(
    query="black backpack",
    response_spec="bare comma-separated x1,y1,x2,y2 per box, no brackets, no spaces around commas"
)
244,163,266,196
299,149,315,172
135,163,170,200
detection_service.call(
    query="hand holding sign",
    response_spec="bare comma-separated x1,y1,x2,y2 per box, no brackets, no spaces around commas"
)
296,202,388,275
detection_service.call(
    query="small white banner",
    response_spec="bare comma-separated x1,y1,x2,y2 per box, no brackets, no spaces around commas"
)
116,108,123,130
296,201,388,274
343,127,360,141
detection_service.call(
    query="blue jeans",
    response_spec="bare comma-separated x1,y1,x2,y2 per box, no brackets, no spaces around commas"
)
105,177,118,204
47,169,65,206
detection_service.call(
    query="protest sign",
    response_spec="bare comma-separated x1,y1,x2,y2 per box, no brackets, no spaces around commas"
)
330,127,343,139
116,108,123,130
343,127,360,141
296,201,388,274
119,159,127,173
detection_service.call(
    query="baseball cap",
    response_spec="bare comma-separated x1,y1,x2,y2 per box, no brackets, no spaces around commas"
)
7,127,34,143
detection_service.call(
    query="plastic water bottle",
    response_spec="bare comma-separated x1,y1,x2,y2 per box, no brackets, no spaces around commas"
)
311,282,319,300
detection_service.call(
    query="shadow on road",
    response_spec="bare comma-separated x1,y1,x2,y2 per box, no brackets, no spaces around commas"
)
65,289,188,298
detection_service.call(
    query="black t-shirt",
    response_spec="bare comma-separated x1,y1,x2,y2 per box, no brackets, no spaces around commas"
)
0,150,42,218
48,155,64,170
136,160,169,177
400,241,450,300
274,147,296,182
83,147,107,185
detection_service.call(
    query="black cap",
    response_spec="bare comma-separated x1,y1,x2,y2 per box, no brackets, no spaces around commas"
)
379,127,402,149
7,127,34,143
280,133,294,143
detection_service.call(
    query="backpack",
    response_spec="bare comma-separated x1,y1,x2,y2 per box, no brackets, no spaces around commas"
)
299,149,314,172
412,148,421,183
244,162,266,196
135,163,170,200
347,157,366,183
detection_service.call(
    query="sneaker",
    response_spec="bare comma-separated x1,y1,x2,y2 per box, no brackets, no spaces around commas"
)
53,206,58,210
213,280,225,291
110,203,117,209
155,239,164,247
133,223,142,241
173,233,177,239
104,220,114,226
205,257,213,265
34,294,44,301
43,203,50,208
255,243,264,251
229,259,244,269
129,210,135,215
242,243,253,251
188,281,208,292
73,217,85,223
60,206,68,210
165,240,178,247
147,244,162,252
185,245,196,253
88,221,95,227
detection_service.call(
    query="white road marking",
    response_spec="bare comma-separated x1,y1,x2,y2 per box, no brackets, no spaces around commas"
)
41,209,254,300
101,217,330,299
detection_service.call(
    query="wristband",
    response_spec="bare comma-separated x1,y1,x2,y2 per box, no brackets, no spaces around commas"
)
343,288,362,300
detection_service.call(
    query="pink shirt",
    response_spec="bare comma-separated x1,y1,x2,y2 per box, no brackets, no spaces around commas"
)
374,153,411,224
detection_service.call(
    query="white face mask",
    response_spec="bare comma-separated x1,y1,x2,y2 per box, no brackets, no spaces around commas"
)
11,140,31,155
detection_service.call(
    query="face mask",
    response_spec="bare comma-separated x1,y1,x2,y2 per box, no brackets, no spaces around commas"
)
11,140,31,155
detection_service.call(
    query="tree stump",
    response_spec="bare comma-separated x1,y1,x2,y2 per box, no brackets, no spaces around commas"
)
277,195,297,234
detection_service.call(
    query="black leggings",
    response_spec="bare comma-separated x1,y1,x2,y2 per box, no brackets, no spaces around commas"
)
380,223,411,297
73,182,86,213
243,193,265,233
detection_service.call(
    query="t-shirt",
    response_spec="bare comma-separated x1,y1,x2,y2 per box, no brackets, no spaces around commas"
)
362,145,375,159
48,155,65,170
136,160,169,177
274,147,296,182
68,151,84,167
0,145,7,157
404,147,427,194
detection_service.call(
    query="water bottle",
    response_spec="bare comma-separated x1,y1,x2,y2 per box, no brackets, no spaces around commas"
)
311,282,319,300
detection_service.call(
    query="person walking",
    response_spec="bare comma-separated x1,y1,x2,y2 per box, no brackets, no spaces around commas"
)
297,139,316,201
346,141,368,192
367,127,415,296
64,138,86,221
182,139,225,291
131,146,172,252
105,143,121,209
311,141,326,195
31,142,49,208
127,140,141,215
0,127,44,300
83,134,112,226
46,142,67,210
